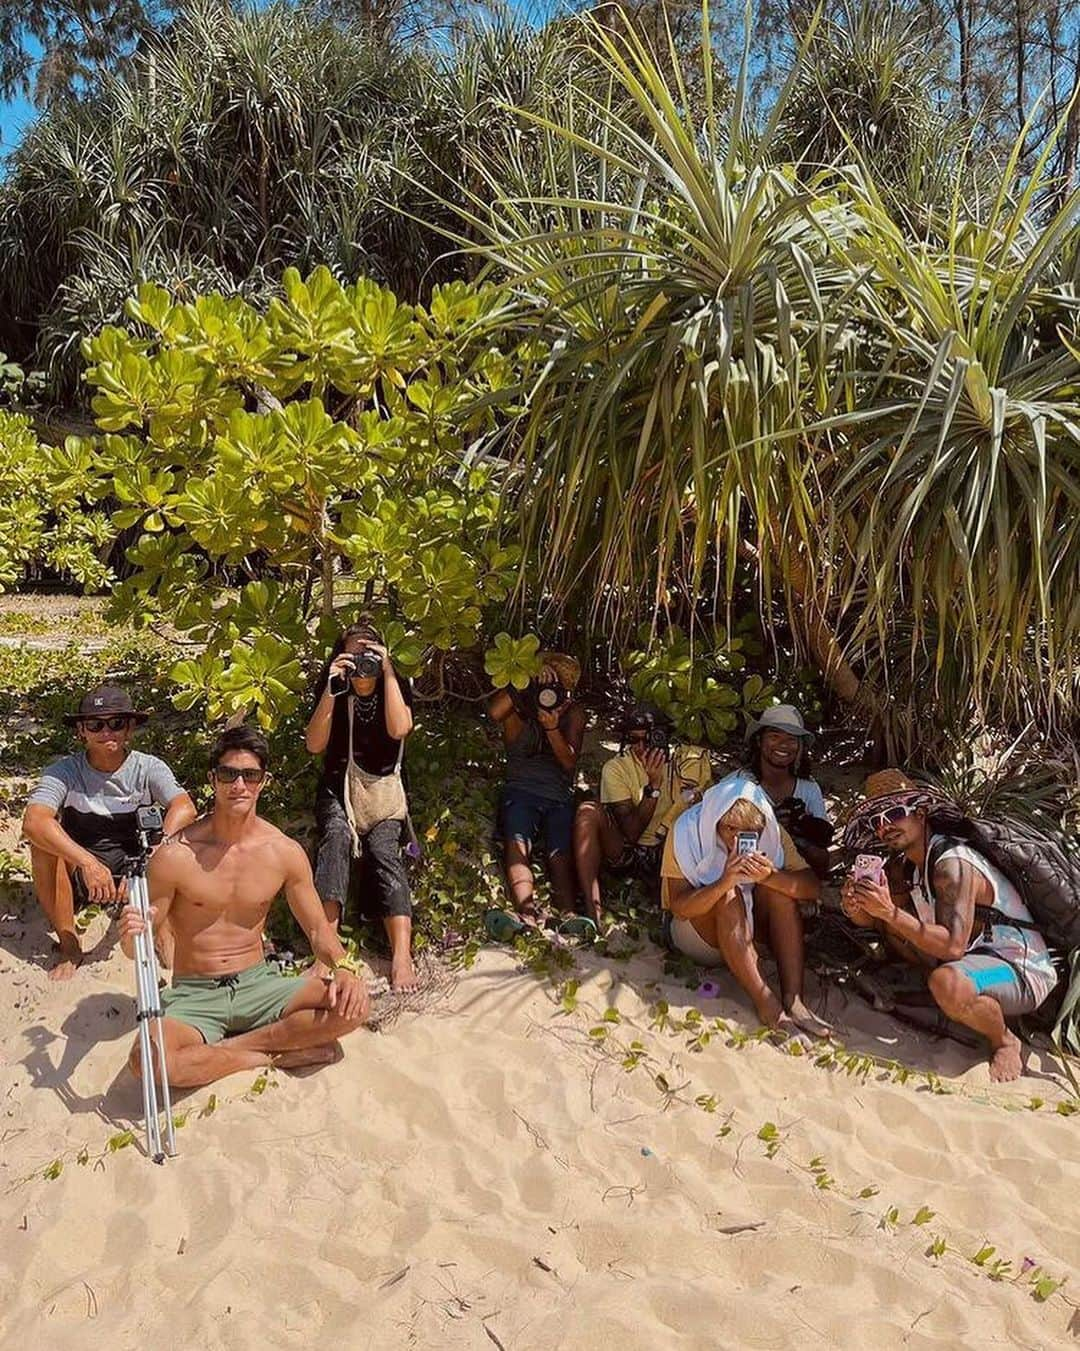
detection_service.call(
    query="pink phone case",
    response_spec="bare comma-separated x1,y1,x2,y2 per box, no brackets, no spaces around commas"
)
852,853,885,885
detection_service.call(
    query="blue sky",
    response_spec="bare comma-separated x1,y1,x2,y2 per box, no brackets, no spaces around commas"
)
1,92,36,157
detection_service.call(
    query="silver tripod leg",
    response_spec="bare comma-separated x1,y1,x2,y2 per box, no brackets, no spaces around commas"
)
129,871,177,1161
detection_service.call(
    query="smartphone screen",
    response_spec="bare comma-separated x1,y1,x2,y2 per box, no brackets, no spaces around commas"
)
735,831,759,856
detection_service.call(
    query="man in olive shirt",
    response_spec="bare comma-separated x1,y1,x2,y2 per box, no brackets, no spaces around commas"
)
573,707,712,924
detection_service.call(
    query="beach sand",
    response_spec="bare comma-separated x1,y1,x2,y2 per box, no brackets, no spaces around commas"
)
1,897,1078,1351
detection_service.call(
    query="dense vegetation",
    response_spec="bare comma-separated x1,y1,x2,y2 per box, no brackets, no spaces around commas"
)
1,0,1078,780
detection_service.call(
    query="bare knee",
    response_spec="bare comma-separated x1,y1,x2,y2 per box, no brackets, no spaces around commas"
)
928,965,973,1016
574,802,601,843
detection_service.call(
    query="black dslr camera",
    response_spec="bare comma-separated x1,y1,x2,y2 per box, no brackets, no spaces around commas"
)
775,795,834,849
346,649,382,680
646,723,670,756
331,647,382,694
516,676,567,720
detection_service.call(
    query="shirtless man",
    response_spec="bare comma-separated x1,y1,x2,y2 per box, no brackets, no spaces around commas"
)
121,726,368,1089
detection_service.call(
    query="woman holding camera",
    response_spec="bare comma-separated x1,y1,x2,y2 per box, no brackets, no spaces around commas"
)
305,617,417,992
488,657,585,929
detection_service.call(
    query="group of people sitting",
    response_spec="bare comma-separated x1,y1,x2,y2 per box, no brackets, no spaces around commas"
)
20,622,1060,1090
488,657,1059,1082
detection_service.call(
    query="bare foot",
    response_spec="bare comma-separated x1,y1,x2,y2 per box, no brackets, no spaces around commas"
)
271,1045,340,1072
391,953,420,994
49,937,83,982
989,1033,1023,1083
754,993,814,1052
770,1014,814,1053
785,996,834,1040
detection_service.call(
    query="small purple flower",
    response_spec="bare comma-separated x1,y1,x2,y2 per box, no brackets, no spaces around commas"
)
698,980,720,998
1021,1257,1037,1274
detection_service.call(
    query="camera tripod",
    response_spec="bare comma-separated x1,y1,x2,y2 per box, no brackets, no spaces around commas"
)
124,806,177,1163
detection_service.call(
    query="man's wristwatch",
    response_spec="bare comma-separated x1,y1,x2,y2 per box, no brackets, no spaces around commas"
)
642,785,661,800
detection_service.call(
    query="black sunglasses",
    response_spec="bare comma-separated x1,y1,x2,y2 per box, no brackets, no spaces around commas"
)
212,765,267,784
81,715,133,733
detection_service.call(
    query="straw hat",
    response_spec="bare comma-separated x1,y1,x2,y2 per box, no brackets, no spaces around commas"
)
842,768,953,850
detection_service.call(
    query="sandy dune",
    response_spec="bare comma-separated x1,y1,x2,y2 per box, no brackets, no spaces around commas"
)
1,901,1078,1350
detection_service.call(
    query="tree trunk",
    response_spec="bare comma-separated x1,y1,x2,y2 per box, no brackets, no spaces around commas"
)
319,502,335,619
1060,36,1080,200
955,0,971,117
1015,0,1026,139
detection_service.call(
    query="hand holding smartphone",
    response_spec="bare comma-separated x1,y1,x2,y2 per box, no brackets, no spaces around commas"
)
735,831,759,857
851,853,885,886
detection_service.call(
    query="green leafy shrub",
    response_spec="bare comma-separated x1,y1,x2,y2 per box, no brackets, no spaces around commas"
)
61,268,542,727
623,623,776,745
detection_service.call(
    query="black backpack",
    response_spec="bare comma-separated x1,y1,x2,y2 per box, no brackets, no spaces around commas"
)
924,810,1080,954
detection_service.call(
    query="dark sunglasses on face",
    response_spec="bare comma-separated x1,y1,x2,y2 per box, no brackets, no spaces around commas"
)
82,715,132,733
213,765,266,785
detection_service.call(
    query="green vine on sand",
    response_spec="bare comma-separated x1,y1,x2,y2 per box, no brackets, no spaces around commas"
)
12,1070,279,1191
550,980,1075,1315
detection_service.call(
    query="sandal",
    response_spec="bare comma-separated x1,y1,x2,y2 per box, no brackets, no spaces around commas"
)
484,908,527,942
557,915,599,945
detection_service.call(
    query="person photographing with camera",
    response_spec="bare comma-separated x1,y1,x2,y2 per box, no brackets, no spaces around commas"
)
305,617,418,993
488,655,585,930
573,706,713,925
22,685,197,981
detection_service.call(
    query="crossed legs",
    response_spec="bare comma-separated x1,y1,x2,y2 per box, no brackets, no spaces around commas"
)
127,976,364,1089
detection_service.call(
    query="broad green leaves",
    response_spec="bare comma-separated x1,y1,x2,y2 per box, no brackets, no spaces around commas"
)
625,625,776,746
0,415,115,591
72,269,536,726
485,632,543,689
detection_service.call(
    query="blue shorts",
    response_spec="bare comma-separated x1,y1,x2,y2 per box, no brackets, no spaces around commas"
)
498,788,574,857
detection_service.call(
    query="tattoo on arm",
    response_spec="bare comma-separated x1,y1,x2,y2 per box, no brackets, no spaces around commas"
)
931,856,980,954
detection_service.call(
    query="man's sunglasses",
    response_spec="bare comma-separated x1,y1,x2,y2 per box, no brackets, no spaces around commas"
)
213,766,267,784
81,715,133,733
868,805,910,831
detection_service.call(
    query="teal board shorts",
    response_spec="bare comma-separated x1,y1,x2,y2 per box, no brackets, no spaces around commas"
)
162,960,313,1044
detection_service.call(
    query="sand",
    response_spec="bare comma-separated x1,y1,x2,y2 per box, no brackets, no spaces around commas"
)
0,898,1078,1350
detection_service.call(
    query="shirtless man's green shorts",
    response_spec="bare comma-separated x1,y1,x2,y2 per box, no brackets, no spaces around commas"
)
162,960,311,1044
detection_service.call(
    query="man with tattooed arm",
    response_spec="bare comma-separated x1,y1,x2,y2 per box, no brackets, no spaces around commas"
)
841,774,1056,1083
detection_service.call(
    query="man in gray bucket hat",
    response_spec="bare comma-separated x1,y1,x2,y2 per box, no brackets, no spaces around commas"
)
22,684,197,980
739,705,834,877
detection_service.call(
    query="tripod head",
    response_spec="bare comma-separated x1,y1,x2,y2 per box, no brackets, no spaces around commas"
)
126,805,165,876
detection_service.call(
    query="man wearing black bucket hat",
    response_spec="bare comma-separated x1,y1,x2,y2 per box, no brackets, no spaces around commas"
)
22,685,197,980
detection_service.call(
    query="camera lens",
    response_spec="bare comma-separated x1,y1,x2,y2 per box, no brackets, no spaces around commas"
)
537,685,560,709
